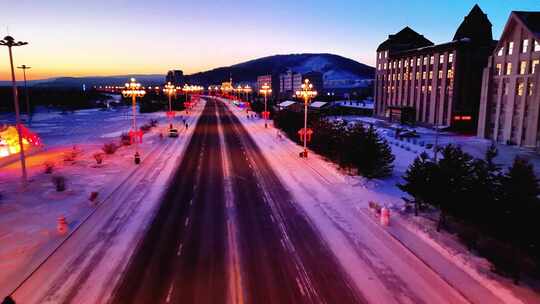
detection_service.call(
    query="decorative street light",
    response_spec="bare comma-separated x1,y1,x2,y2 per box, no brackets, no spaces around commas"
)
122,78,146,164
243,85,252,102
17,64,32,123
1,35,28,185
236,85,243,100
295,78,317,158
163,82,176,129
259,83,272,128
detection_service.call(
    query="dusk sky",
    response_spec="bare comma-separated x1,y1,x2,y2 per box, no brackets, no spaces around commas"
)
1,0,539,80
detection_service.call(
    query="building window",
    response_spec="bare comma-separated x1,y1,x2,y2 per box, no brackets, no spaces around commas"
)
528,83,534,96
535,40,540,52
398,60,402,68
504,82,509,95
522,39,529,53
422,71,426,79
385,51,388,58
508,41,514,55
449,53,454,63
447,69,454,79
517,82,524,96
397,73,401,80
497,47,504,56
405,60,409,67
421,85,426,92
416,72,420,79
423,57,428,65
409,72,413,80
430,56,434,65
378,52,382,59
520,61,528,75
439,54,444,63
428,85,432,92
438,70,443,79
384,63,387,70
506,62,512,75
429,71,433,79
411,59,414,66
533,60,539,74
417,58,421,66
378,64,381,70
495,63,502,75
393,61,397,68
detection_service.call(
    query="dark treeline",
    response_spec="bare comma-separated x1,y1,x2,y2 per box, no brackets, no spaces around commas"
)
273,110,394,178
130,91,187,113
399,145,540,282
0,87,110,112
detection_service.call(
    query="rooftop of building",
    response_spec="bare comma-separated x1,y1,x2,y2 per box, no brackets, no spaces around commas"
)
513,11,540,38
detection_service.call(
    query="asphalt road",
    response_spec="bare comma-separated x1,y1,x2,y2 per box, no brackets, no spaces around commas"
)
110,98,363,303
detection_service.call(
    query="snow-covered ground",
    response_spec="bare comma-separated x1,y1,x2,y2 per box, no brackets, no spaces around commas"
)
0,102,204,300
221,98,540,303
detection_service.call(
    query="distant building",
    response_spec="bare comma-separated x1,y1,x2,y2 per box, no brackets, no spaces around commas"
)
257,74,279,97
166,70,184,85
374,5,495,130
477,11,540,148
278,70,324,99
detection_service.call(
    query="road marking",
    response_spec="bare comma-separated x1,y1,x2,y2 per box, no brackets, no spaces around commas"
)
185,217,190,227
177,243,183,256
280,238,286,249
296,277,306,296
270,215,275,223
166,284,174,303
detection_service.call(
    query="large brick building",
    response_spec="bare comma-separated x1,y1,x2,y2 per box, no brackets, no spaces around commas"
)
374,5,495,130
477,12,540,148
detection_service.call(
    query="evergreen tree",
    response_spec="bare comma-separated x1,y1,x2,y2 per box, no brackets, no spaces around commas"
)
398,152,437,215
435,145,475,231
355,125,395,178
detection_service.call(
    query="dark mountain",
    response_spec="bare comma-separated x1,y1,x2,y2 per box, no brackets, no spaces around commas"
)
31,75,165,88
185,53,374,86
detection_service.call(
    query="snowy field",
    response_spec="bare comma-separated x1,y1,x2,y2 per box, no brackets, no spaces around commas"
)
221,98,540,303
0,103,202,299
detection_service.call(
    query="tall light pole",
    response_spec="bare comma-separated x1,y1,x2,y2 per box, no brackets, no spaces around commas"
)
259,83,272,128
237,85,243,100
17,64,31,123
1,36,28,185
163,82,176,129
295,78,317,158
243,85,252,102
122,78,146,164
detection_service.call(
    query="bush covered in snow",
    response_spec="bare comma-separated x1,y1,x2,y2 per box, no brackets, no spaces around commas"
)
102,142,119,155
52,175,66,192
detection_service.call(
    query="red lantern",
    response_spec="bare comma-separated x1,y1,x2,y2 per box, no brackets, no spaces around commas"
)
262,111,270,120
166,111,176,118
297,128,314,143
129,130,144,144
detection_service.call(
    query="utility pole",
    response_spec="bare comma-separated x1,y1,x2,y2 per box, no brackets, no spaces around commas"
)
17,64,32,124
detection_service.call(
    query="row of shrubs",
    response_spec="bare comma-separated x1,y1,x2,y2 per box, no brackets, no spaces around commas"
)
273,110,395,178
399,145,540,282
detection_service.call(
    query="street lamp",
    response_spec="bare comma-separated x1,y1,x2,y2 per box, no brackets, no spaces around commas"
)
1,35,28,185
259,83,272,128
236,85,243,100
17,64,32,123
122,78,146,164
295,78,317,158
163,82,176,129
243,85,252,102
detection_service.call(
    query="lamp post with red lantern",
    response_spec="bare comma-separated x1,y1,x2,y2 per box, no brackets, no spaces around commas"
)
163,82,176,129
295,79,317,158
259,83,272,128
122,78,146,164
1,35,28,185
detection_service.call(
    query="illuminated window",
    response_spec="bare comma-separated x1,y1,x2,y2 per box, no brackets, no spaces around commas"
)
449,54,454,63
409,72,413,80
438,70,443,79
416,72,420,79
520,61,527,75
423,57,428,65
428,85,432,92
430,56,434,65
393,61,397,68
411,59,414,66
384,63,387,70
398,60,402,68
497,47,504,56
429,71,433,79
439,54,444,63
535,40,540,52
397,73,401,80
378,64,381,70
533,60,539,74
508,41,514,55
405,60,409,67
385,51,388,58
495,63,502,75
421,85,426,92
447,69,454,79
517,82,524,96
528,83,534,96
417,58,421,66
378,52,382,59
506,62,512,75
522,39,529,53
504,82,509,95
422,71,426,79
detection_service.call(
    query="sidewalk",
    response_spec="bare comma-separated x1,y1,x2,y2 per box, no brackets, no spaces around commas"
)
1,103,205,300
220,98,539,304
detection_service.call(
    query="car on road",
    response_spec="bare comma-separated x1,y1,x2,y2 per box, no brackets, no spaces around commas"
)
168,128,179,138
